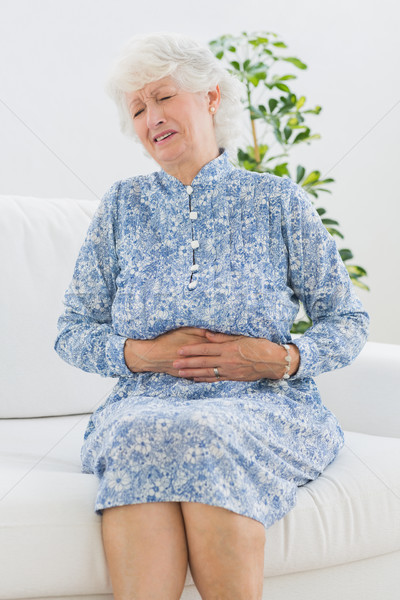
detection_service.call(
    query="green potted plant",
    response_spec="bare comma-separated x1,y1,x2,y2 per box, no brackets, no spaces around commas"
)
209,31,368,333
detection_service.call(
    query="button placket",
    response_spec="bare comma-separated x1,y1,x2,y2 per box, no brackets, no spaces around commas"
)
186,185,199,290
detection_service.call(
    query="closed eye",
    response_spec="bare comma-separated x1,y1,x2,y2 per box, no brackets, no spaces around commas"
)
132,95,174,118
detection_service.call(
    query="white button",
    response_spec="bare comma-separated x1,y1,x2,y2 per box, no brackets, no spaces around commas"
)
191,240,199,249
188,281,197,290
190,264,199,272
186,185,193,195
189,211,198,220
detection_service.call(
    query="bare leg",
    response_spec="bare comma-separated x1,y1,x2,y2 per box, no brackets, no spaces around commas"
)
102,502,188,600
181,502,266,600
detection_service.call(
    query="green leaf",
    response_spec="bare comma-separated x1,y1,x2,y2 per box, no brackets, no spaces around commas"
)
346,265,368,277
284,126,292,141
247,75,261,86
252,36,270,45
295,96,306,110
228,46,237,52
293,128,311,143
268,98,278,112
291,319,312,333
272,41,288,48
351,279,370,291
327,227,344,239
216,51,224,60
258,144,269,159
296,165,306,183
302,170,320,185
339,248,354,261
282,57,307,69
318,177,335,184
230,61,241,70
321,218,340,226
275,83,290,92
273,162,290,177
316,207,327,216
303,106,322,115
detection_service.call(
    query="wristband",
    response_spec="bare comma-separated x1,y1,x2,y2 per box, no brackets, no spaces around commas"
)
280,344,291,380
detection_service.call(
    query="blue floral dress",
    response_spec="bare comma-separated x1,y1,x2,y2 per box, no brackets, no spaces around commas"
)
55,150,369,529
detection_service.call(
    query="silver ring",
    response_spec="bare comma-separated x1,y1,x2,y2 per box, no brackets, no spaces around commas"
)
213,367,220,378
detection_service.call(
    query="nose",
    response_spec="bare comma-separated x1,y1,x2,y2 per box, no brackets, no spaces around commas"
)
146,101,166,129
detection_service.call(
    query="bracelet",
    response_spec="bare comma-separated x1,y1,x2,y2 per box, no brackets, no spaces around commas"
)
280,344,291,380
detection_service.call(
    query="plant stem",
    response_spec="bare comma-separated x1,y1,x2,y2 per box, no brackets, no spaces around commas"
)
247,84,260,163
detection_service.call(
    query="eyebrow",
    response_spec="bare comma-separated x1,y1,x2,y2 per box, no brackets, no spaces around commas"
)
129,85,175,107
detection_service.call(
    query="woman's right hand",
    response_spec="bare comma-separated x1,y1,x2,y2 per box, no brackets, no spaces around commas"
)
124,327,210,377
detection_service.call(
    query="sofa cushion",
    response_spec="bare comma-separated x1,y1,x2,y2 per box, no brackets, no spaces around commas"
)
0,195,113,418
0,416,399,599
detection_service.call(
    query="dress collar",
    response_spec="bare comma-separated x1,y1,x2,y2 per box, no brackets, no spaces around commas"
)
157,149,234,190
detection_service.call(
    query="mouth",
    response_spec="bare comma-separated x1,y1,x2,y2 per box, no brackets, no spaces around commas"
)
153,130,177,144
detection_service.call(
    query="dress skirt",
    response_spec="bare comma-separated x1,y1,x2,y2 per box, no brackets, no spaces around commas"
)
81,375,344,530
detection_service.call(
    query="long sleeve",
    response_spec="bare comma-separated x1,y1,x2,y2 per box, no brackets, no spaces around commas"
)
281,181,370,379
54,182,133,378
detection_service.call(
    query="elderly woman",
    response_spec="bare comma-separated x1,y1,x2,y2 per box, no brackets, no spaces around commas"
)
55,33,369,600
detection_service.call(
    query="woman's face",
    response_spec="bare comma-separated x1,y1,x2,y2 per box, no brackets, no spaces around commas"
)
125,76,220,183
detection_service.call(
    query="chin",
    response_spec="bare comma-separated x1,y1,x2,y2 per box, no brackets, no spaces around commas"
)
154,147,187,165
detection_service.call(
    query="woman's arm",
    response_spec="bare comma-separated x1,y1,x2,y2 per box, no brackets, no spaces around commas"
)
54,182,133,378
281,181,370,379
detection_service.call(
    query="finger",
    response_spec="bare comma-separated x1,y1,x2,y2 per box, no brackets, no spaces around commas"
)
176,327,208,336
193,377,223,382
178,365,224,380
205,331,240,341
177,343,221,357
174,356,222,371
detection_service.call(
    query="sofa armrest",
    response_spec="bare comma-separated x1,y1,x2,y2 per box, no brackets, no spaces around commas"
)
315,342,400,438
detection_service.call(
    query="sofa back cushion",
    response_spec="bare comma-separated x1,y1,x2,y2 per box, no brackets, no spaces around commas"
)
0,195,114,418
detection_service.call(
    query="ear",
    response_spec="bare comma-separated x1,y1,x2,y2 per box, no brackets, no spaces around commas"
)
207,85,221,112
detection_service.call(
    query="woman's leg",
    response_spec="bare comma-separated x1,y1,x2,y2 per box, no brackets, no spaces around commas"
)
181,502,266,600
101,502,188,600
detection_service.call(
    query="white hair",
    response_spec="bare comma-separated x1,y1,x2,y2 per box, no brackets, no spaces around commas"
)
105,32,244,154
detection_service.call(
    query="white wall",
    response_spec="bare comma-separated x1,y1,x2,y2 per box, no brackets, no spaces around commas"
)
1,0,399,343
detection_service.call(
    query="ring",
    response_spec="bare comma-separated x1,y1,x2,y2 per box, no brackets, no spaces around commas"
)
213,367,220,378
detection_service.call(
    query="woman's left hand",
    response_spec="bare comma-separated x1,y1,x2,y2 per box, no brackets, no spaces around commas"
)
172,330,300,382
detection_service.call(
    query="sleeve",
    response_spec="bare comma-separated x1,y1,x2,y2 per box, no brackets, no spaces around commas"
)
281,181,370,379
54,181,134,378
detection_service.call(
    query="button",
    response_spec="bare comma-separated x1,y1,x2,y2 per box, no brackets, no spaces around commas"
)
190,264,199,272
191,240,199,249
186,185,193,195
188,281,197,290
189,211,198,220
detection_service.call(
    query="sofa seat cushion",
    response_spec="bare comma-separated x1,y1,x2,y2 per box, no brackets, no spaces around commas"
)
0,416,399,599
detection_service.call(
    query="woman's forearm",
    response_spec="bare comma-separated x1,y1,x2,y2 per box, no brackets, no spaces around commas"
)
124,338,152,373
54,310,134,378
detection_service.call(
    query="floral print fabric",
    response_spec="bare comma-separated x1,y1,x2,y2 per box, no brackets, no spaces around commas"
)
55,150,369,528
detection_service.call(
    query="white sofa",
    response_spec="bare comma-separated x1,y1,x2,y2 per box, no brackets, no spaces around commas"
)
1,194,399,600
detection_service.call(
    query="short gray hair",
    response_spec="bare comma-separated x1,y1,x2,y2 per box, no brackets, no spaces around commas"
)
105,32,244,154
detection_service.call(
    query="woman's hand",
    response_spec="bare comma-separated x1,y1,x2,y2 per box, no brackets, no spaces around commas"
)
124,327,211,377
172,331,300,382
